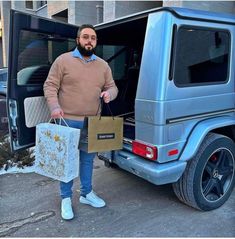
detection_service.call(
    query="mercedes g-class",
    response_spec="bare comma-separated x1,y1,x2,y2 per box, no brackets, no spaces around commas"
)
7,7,235,211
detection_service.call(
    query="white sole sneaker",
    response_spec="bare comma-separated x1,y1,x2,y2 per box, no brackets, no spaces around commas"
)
61,198,74,220
79,191,106,208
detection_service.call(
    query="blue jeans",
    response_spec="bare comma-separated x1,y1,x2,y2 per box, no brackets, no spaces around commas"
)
60,119,96,199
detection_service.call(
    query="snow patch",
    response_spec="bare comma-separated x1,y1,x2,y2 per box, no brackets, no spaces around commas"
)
0,164,35,175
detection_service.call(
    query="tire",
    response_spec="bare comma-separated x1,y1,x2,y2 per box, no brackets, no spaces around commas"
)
173,133,235,211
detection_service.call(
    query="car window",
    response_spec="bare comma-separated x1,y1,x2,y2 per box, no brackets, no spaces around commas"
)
174,26,230,87
96,45,128,80
17,30,76,85
0,70,7,82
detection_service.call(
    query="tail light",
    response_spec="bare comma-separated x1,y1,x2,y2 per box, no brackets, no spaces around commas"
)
132,140,157,161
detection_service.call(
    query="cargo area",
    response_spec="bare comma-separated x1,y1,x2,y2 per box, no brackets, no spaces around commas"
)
99,47,142,141
96,15,148,141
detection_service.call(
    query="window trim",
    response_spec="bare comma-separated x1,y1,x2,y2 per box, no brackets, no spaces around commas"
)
171,25,231,88
169,24,178,81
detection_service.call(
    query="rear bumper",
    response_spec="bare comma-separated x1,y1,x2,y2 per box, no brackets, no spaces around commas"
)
99,150,187,185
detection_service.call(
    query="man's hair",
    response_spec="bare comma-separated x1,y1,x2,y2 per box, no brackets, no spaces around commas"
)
77,24,96,37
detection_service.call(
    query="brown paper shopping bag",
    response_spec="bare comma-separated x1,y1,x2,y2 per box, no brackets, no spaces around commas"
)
79,100,123,153
79,116,123,153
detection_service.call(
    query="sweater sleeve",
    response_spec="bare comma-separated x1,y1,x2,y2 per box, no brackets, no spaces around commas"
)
103,64,118,101
43,56,63,113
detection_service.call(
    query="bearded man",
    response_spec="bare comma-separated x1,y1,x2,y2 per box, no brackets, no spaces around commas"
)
43,24,118,220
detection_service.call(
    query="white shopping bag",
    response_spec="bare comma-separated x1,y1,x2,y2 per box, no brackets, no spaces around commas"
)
35,120,80,183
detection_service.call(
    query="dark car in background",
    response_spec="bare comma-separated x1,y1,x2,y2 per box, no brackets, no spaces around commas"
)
0,67,7,96
0,67,8,133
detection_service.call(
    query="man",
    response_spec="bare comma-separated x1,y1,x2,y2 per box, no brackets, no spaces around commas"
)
44,24,118,220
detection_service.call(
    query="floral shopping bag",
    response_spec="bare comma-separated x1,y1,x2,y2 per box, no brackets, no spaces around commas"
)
35,119,80,182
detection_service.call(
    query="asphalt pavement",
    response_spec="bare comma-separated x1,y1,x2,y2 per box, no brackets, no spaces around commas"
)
0,157,235,237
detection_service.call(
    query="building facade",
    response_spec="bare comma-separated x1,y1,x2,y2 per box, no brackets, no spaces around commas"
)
0,0,235,67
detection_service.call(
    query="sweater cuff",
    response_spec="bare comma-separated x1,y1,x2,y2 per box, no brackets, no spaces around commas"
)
48,103,61,113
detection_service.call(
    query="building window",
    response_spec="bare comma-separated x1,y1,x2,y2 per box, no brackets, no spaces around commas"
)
25,0,33,9
39,1,47,8
174,26,230,87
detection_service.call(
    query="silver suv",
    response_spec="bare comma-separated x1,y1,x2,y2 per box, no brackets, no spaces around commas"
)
7,7,235,211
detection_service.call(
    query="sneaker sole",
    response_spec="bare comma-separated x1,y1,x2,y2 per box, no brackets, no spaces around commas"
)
79,197,105,208
61,214,74,220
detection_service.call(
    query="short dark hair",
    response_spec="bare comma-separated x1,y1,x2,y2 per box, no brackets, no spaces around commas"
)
77,24,96,37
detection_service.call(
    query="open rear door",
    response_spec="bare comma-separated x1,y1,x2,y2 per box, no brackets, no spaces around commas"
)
7,10,78,151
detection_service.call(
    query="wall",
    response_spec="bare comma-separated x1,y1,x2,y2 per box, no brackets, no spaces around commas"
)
115,1,162,18
0,40,3,67
47,0,68,18
0,0,10,67
104,0,162,22
11,1,26,11
68,1,103,25
36,5,48,18
163,1,235,14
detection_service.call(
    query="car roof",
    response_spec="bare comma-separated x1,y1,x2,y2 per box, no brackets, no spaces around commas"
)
95,6,235,31
95,6,235,45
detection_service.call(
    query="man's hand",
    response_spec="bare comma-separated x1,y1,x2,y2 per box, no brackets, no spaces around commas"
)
51,108,64,119
100,91,111,103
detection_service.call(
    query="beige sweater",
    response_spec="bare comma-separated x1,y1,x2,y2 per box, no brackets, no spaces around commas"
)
44,52,118,120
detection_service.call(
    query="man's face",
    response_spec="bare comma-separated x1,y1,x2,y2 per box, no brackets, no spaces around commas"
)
76,28,97,56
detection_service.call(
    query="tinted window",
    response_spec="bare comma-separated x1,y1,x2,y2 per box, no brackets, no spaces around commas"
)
96,45,128,80
0,71,7,82
174,27,230,87
96,44,141,108
96,45,141,81
17,30,75,85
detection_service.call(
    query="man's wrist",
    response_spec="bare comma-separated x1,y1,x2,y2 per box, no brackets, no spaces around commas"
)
51,106,61,113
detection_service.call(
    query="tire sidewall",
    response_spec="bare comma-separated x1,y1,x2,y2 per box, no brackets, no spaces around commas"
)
193,136,235,211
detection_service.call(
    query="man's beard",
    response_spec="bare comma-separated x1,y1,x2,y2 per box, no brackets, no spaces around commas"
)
77,43,95,57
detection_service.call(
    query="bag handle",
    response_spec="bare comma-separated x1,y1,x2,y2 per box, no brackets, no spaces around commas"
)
96,97,114,120
49,117,69,127
48,117,70,137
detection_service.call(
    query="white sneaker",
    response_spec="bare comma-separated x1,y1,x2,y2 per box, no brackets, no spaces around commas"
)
80,191,106,208
61,198,74,220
